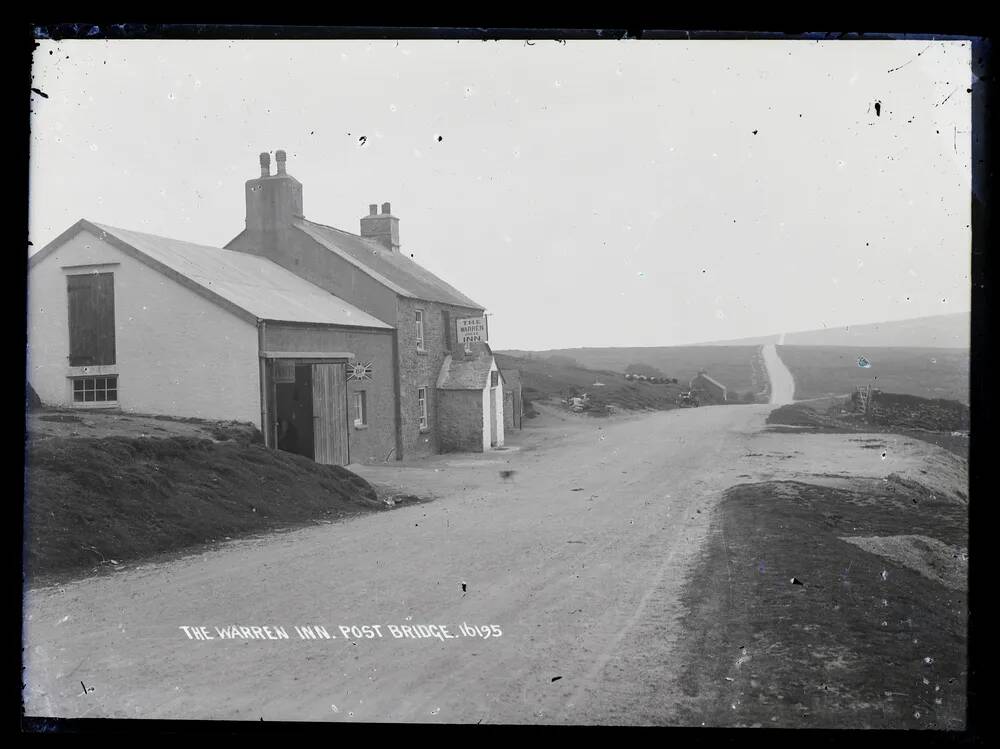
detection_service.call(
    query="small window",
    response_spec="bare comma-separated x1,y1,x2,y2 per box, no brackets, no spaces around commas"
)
72,375,118,404
491,371,499,388
415,309,425,351
417,387,428,429
353,391,367,427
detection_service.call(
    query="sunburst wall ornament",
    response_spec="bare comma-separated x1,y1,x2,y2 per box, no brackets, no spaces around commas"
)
348,360,375,381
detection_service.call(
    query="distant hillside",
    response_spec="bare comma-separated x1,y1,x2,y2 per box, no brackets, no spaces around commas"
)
494,353,746,413
777,345,970,404
497,346,763,396
698,312,970,349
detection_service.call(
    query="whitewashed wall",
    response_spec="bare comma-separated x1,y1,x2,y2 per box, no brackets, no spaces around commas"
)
27,229,262,426
479,358,505,451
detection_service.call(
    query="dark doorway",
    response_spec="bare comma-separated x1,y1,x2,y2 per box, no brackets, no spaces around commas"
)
274,364,315,460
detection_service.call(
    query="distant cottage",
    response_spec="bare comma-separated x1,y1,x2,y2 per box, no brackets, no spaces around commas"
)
27,149,510,464
690,370,727,402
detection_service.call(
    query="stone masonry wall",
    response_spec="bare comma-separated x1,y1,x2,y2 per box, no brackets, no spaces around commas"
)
396,297,484,459
437,389,485,453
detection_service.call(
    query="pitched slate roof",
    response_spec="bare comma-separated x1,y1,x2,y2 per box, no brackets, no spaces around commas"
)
693,372,727,390
436,343,498,390
30,220,391,329
294,218,484,310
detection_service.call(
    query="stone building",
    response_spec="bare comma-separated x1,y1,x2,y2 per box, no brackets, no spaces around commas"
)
225,149,504,459
501,368,523,432
690,370,728,402
436,342,505,452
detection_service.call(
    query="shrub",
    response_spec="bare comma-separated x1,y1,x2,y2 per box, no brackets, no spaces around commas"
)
625,363,667,379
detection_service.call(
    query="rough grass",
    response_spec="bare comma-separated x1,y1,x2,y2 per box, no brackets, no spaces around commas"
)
673,479,967,729
870,393,970,432
24,435,383,583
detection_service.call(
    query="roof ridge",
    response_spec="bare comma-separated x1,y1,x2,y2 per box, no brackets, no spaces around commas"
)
92,221,238,253
293,217,484,310
297,217,379,246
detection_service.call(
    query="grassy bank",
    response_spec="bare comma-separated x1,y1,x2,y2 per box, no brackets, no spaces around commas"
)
766,396,970,459
673,479,967,729
25,434,385,582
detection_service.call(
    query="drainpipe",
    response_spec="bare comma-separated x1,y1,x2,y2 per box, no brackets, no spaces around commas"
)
257,319,269,448
391,327,403,461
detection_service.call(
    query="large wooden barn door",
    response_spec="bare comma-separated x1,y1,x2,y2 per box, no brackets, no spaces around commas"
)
67,273,116,366
311,363,349,465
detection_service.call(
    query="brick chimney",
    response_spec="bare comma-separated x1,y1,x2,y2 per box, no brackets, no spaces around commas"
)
360,201,400,252
244,149,304,233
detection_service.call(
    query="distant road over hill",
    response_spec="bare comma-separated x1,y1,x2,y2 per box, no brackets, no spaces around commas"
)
698,312,970,349
762,344,796,405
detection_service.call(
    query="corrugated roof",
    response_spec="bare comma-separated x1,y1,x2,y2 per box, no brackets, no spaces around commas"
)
294,218,485,310
437,345,496,390
90,223,391,328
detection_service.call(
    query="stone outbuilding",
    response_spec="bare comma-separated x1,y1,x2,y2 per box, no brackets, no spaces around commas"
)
501,368,523,432
436,343,505,452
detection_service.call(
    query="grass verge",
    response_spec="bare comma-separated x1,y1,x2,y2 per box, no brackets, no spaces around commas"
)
766,397,970,459
672,479,967,729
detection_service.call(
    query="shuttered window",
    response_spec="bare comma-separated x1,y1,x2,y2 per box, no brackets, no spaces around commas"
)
67,273,116,366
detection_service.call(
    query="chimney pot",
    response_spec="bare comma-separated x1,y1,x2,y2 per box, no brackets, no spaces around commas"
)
360,201,400,251
245,149,302,232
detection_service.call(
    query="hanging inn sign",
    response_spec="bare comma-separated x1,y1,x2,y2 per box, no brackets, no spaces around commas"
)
457,316,487,352
348,360,375,381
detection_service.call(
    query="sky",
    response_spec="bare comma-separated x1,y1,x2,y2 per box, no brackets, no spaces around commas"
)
28,38,973,350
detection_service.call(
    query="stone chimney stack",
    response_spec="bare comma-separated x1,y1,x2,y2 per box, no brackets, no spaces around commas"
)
244,148,303,233
360,201,400,252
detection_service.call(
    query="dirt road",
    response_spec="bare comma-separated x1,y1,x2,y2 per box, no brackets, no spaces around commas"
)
23,402,957,724
762,343,796,404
